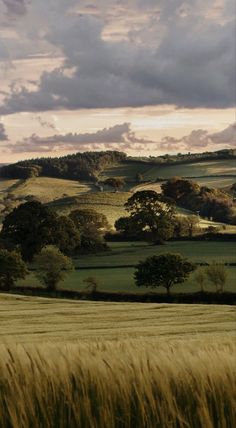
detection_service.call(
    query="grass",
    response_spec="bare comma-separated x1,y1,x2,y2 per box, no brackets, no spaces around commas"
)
10,177,95,203
0,295,235,427
17,241,236,293
101,159,236,182
50,191,130,226
0,178,19,200
17,265,236,293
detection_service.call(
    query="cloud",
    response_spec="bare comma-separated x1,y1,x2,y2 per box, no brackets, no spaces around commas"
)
0,123,8,141
35,115,56,130
6,122,146,153
159,123,236,152
0,1,235,114
2,0,29,16
4,121,235,155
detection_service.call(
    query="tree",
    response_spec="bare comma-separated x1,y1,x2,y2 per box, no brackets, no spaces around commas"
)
34,246,73,291
0,201,59,261
193,267,206,292
206,263,228,292
184,215,199,238
83,276,100,293
69,209,110,251
161,177,200,202
103,177,125,192
124,190,175,243
0,249,28,290
134,253,195,295
52,216,81,255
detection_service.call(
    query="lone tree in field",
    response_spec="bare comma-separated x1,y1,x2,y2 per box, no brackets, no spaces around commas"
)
0,249,28,290
206,263,228,292
34,246,73,291
134,253,195,295
103,177,125,192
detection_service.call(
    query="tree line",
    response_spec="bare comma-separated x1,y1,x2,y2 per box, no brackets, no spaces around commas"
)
0,151,127,181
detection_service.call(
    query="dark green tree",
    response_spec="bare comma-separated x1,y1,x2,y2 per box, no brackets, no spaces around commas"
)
0,249,28,290
124,190,175,243
161,178,200,202
0,201,58,261
103,177,125,192
69,209,110,251
134,253,195,295
52,216,81,255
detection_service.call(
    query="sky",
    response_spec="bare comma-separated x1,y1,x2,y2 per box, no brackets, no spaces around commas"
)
0,0,235,162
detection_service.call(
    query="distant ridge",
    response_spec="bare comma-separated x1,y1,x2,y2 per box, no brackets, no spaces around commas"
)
0,149,235,181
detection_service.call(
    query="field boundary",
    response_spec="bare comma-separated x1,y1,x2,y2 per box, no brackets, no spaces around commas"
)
2,287,236,305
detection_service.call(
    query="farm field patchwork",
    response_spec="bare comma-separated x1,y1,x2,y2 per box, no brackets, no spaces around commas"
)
101,159,236,182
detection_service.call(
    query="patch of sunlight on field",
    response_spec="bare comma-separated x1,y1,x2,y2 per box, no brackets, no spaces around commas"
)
101,159,236,182
51,191,130,226
12,177,94,203
0,178,19,199
0,294,235,344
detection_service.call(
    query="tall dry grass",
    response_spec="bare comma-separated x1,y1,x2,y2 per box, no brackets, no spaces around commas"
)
0,339,235,428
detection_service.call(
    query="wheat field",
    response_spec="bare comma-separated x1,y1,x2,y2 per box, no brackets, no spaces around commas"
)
0,295,235,427
0,339,235,428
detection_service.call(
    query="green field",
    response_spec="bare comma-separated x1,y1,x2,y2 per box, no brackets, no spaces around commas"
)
101,159,236,182
17,241,236,293
49,191,130,226
8,177,95,203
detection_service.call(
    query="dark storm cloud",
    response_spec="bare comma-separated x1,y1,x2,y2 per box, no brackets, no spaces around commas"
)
2,0,29,16
0,123,8,141
0,0,235,114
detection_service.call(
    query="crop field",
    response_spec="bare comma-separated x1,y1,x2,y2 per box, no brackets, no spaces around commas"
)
17,241,236,293
0,295,235,428
1,294,235,344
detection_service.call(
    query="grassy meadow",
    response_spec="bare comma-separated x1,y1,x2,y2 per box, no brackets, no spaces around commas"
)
17,241,236,293
100,158,236,184
0,294,235,428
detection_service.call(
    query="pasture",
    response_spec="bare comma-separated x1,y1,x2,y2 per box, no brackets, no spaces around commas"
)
17,241,236,293
101,159,236,182
8,177,95,203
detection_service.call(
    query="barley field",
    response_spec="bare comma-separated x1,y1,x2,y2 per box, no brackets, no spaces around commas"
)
0,295,235,428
